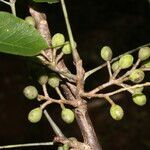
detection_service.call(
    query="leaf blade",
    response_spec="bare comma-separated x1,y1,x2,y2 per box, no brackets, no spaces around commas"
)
0,12,49,56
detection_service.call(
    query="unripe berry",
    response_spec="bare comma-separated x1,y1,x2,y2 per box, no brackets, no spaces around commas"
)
138,47,150,61
100,46,113,61
62,42,72,54
111,61,119,72
62,41,76,54
25,16,36,27
51,33,65,48
142,59,150,68
48,73,60,88
132,93,147,106
110,104,124,121
132,87,144,94
38,75,48,85
129,69,145,83
61,108,75,124
23,86,38,100
28,107,42,123
119,54,134,69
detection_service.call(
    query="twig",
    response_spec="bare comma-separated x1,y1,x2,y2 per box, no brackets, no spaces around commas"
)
83,82,150,99
60,0,80,63
55,87,65,100
87,79,117,95
84,43,150,80
107,61,113,79
9,0,16,16
43,110,64,137
0,0,10,5
118,83,134,94
105,96,115,105
0,142,53,149
105,82,150,96
60,0,85,94
141,67,150,71
56,52,64,63
55,87,66,109
42,84,49,98
112,68,121,79
0,0,16,16
39,95,77,109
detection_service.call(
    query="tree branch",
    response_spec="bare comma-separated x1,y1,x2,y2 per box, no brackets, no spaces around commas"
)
29,7,102,150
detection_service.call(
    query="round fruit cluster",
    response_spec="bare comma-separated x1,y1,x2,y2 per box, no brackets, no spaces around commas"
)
100,46,149,120
23,73,75,124
51,33,76,55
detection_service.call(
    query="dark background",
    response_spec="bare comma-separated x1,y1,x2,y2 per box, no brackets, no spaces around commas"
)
0,0,150,149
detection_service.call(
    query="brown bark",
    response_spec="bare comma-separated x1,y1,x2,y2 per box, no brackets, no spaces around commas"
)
29,7,102,150
75,103,102,150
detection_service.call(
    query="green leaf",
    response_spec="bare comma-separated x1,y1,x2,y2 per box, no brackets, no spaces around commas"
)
33,0,59,4
0,11,49,56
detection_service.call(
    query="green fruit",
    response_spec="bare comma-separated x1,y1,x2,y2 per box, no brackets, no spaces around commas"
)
138,47,150,61
119,54,134,69
132,93,147,106
110,105,124,121
62,41,76,54
132,87,144,94
23,86,38,100
61,108,75,124
142,59,150,68
52,33,65,48
100,46,113,61
63,144,69,150
129,69,145,83
38,75,48,85
111,61,119,72
62,42,72,54
48,73,60,88
25,16,36,27
28,107,42,123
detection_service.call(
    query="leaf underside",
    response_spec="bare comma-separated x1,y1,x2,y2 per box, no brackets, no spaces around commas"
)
0,11,49,56
33,0,59,4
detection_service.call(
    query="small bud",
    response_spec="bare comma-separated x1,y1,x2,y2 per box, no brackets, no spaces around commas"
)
110,104,124,121
61,108,75,124
48,73,60,88
23,86,38,100
111,61,119,72
138,47,150,61
28,107,42,123
100,46,113,61
52,33,65,48
25,16,36,27
38,75,48,85
132,93,147,106
119,54,134,69
129,69,145,83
